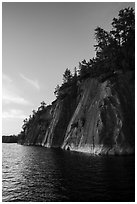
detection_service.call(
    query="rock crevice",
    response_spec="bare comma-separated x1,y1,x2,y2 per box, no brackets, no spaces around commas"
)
18,72,134,155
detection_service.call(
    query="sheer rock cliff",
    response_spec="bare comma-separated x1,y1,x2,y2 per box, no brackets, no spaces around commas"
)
18,71,134,155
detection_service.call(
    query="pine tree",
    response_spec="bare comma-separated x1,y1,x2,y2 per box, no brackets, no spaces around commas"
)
63,68,72,83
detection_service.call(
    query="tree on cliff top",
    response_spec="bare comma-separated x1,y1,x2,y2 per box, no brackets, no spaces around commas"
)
63,68,72,83
20,7,134,139
111,7,135,46
38,101,47,111
54,84,60,97
54,7,134,99
94,7,135,73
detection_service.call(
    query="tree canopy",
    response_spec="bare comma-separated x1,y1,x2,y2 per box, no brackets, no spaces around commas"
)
94,7,135,73
63,68,72,83
21,7,135,136
56,7,135,97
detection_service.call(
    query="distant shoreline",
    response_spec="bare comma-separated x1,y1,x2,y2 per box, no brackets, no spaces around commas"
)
2,135,18,143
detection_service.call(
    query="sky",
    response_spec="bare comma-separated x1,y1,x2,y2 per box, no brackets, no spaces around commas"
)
2,2,135,135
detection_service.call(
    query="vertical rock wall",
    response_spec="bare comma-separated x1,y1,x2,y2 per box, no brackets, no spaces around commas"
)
19,72,134,155
62,72,134,155
42,86,78,147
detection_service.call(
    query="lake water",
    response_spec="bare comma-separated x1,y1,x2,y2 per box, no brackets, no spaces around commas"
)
2,143,135,202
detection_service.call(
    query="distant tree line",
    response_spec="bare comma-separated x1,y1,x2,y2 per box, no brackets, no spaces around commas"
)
2,135,18,143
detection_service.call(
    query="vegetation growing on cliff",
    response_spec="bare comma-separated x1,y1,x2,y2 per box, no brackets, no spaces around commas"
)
18,7,134,142
18,101,49,143
54,7,135,98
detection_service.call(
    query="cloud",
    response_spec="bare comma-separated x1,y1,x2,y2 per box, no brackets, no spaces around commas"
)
3,89,30,105
2,73,31,105
2,74,12,83
2,109,27,119
20,73,40,90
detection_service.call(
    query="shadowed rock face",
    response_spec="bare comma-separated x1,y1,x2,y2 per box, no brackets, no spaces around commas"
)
22,106,52,146
19,72,134,155
62,72,134,155
41,92,78,148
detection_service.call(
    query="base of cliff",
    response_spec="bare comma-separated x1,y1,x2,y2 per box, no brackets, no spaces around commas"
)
62,144,134,156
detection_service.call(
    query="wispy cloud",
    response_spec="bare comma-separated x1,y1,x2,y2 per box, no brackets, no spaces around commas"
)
2,74,12,83
2,109,27,119
2,73,31,105
20,73,40,90
3,89,30,105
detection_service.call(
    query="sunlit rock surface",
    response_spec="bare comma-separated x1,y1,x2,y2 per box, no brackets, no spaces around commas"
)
19,71,134,155
62,72,134,155
41,92,77,148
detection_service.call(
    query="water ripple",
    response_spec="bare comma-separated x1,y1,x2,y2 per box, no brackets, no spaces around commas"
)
2,144,135,202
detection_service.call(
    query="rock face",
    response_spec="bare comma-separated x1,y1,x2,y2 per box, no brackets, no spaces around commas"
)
18,71,134,155
41,88,78,148
62,72,134,155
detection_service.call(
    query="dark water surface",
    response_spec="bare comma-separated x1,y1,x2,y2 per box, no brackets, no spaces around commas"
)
2,143,135,202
